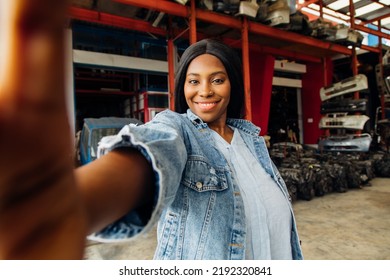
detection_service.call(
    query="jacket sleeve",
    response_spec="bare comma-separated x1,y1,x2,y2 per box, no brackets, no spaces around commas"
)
88,110,188,242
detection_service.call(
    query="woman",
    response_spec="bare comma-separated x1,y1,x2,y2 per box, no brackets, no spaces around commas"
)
91,39,302,260
0,1,302,260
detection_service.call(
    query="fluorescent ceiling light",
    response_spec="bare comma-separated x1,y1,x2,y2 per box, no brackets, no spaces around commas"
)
323,7,350,20
328,0,361,11
302,3,350,21
308,4,320,10
323,13,348,25
355,3,383,17
379,0,390,5
301,7,320,17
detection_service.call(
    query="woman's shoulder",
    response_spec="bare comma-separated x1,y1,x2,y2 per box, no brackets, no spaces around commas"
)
152,109,187,122
147,109,191,130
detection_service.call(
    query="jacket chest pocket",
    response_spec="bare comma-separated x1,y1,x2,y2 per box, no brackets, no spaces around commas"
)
181,157,228,192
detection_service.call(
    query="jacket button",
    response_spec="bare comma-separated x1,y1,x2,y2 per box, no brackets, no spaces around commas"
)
196,182,203,189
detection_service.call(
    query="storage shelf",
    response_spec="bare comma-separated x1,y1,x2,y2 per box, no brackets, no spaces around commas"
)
112,0,353,59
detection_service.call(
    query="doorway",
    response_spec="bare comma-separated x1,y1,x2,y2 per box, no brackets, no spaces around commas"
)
268,86,303,145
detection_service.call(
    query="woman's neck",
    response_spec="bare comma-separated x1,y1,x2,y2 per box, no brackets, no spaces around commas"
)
209,123,234,144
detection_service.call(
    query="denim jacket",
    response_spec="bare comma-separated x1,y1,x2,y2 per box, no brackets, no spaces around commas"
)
89,109,303,260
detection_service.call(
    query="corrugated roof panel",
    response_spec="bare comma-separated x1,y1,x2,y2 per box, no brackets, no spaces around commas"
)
379,0,390,5
363,7,390,22
355,3,384,17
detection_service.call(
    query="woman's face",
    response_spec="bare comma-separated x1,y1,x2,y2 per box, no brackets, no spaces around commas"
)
184,54,231,125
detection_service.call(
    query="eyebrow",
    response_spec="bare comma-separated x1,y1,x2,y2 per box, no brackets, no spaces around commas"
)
186,71,227,77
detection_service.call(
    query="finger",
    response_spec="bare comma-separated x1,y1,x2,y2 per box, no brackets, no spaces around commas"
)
0,0,69,114
0,0,71,196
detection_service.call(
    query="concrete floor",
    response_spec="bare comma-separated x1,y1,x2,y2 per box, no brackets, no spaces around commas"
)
84,177,390,260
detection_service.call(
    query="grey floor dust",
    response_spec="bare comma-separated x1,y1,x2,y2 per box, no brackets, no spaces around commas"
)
84,177,390,260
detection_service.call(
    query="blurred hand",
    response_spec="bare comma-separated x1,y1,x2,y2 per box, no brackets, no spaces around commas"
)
0,0,86,259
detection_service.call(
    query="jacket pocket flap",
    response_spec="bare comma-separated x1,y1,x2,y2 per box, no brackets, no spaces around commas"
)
182,158,228,192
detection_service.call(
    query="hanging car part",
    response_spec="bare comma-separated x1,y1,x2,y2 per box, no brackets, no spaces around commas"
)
319,112,369,130
320,98,367,114
320,74,368,101
235,0,259,18
264,0,290,26
318,133,372,152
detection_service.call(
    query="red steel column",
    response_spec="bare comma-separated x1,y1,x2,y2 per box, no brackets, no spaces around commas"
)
189,0,197,44
349,0,358,99
378,21,385,119
167,38,175,111
242,16,252,121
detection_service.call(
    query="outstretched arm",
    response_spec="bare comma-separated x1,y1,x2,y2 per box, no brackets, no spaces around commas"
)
76,148,154,236
0,0,154,259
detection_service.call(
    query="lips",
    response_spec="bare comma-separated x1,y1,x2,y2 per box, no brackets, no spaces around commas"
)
195,101,220,110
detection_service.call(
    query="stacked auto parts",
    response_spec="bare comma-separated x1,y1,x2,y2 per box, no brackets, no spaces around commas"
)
310,18,364,47
318,74,372,152
173,1,363,48
270,143,376,202
374,50,390,151
375,50,390,102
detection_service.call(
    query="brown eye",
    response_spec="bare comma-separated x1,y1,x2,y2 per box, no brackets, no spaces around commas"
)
212,78,224,85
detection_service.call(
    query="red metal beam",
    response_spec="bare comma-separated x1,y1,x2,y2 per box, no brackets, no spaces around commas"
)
218,37,322,63
258,45,322,63
70,6,348,61
71,4,325,62
75,1,390,62
355,24,390,41
299,4,390,34
68,6,167,37
114,0,390,56
360,44,381,53
113,0,354,57
75,90,135,96
114,0,188,17
366,13,390,24
248,21,352,56
196,9,242,29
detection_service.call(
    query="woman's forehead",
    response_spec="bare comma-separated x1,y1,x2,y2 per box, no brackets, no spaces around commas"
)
186,54,226,73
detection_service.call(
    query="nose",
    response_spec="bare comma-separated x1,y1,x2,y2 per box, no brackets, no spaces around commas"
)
198,83,213,97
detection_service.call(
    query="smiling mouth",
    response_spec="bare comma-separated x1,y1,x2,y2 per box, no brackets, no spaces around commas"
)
195,101,219,110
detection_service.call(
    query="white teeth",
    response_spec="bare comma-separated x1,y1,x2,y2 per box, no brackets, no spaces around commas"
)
197,102,216,109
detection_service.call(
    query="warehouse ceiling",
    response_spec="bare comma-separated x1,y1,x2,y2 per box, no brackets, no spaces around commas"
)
71,0,389,30
299,0,390,30
69,0,390,59
71,0,147,20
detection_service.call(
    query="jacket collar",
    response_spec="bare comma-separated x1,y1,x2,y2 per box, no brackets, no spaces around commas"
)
185,109,261,136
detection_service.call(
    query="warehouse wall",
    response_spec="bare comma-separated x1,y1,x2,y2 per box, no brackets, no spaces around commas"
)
249,51,275,136
302,57,333,144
